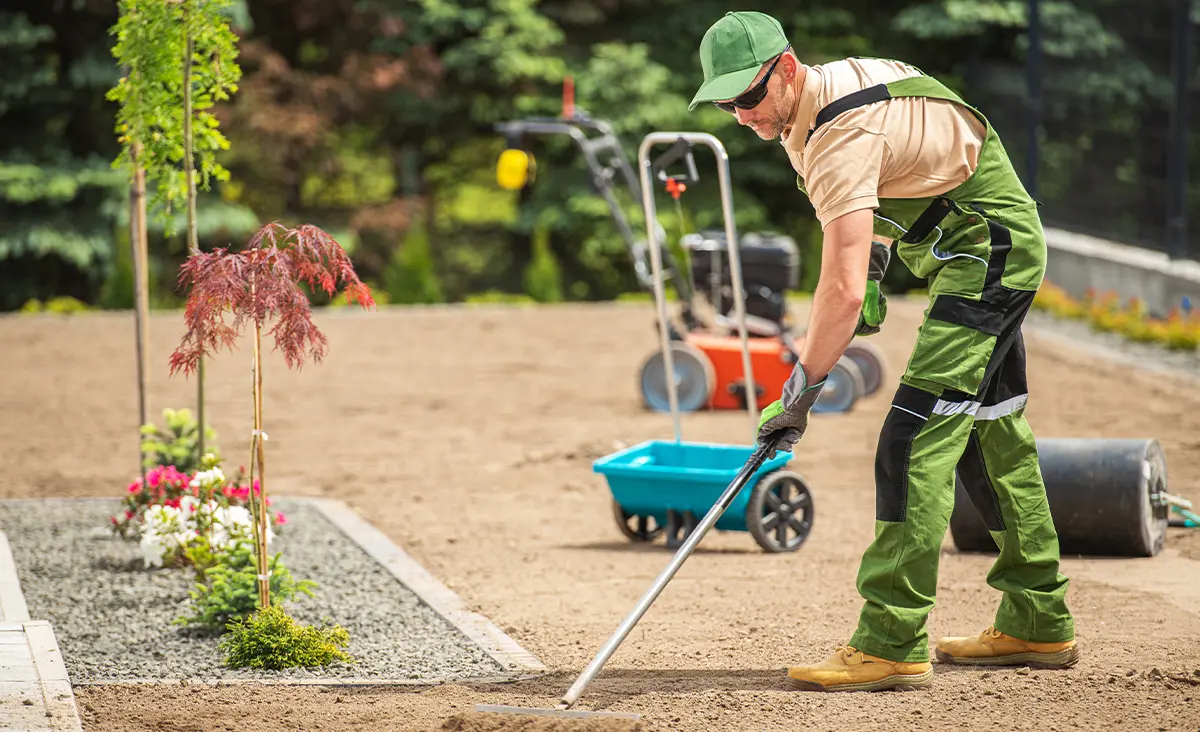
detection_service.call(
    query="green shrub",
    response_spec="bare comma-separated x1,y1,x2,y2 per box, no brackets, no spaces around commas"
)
463,290,536,305
140,407,219,474
19,296,93,314
175,542,316,631
220,605,352,670
383,216,444,305
522,223,563,303
327,289,390,307
98,229,136,310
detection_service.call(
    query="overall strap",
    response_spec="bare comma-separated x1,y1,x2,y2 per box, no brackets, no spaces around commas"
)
804,74,978,146
804,73,989,243
805,84,892,145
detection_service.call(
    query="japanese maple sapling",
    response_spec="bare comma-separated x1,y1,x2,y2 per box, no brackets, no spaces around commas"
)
169,222,374,608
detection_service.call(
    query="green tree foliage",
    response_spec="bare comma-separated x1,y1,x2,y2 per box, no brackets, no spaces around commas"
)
107,0,244,233
0,6,127,310
1,0,1193,309
891,0,1178,250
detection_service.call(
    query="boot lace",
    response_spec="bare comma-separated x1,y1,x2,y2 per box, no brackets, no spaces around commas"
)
835,646,865,663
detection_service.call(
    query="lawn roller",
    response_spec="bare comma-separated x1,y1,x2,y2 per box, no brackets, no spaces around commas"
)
492,89,886,415
949,437,1188,557
592,131,818,555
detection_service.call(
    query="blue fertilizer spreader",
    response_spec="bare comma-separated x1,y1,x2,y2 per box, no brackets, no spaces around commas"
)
594,439,813,552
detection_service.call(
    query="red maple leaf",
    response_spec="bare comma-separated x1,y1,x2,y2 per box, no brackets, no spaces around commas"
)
169,221,375,376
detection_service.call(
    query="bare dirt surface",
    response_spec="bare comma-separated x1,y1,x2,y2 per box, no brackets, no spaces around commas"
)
3,297,1200,732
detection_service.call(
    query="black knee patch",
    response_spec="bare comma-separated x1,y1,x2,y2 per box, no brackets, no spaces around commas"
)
956,431,1007,531
875,384,938,522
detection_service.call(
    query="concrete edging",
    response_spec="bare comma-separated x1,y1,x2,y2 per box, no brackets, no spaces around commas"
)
0,531,83,732
0,532,31,622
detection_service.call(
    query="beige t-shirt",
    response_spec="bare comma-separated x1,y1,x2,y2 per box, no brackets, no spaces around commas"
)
779,57,988,229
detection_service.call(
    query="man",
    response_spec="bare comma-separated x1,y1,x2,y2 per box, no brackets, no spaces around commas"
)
689,11,1078,692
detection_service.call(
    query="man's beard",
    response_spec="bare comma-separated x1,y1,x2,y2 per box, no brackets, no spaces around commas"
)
749,99,787,140
751,114,785,140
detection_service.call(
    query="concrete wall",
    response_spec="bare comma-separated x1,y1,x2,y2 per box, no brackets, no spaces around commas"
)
1044,227,1200,318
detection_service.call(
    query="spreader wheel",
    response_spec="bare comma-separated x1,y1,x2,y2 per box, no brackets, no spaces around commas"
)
746,470,815,553
638,342,715,413
844,339,887,396
812,357,865,414
612,500,664,542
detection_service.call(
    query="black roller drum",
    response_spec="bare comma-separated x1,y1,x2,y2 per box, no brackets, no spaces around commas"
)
949,438,1170,558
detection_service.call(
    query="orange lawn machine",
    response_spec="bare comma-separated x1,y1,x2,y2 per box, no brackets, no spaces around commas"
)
494,85,887,415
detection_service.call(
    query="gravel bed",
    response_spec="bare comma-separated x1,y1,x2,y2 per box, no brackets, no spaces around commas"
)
0,497,505,683
1023,308,1200,378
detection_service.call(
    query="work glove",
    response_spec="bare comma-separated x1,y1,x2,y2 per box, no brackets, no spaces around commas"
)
856,240,891,336
756,364,826,458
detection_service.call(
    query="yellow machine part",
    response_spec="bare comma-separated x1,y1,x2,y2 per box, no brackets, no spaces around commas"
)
497,148,536,190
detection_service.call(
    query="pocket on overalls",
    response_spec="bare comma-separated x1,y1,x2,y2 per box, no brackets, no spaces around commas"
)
904,294,1005,396
981,200,1046,292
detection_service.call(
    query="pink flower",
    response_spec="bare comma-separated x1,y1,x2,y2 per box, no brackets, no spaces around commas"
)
124,509,134,519
127,482,141,494
275,512,287,525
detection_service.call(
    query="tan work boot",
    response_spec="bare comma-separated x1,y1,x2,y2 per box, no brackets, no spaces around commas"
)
786,646,933,692
934,626,1080,668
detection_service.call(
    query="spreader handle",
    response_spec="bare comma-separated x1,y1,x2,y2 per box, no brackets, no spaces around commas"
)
558,433,783,709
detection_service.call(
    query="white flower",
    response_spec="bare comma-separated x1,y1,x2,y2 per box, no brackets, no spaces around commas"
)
143,504,181,534
138,505,195,567
188,467,226,492
139,532,166,568
208,504,270,548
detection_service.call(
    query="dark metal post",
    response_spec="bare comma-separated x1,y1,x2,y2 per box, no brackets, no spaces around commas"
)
1026,0,1042,200
1167,0,1193,260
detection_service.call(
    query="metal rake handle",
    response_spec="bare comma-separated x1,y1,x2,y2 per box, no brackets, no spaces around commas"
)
557,434,782,709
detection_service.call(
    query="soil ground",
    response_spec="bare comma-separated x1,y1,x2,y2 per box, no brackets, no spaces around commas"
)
2,297,1199,732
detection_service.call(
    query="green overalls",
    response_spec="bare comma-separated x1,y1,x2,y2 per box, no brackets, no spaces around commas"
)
798,73,1076,663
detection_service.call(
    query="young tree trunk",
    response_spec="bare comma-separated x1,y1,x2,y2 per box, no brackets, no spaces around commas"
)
182,3,206,462
252,319,270,610
129,140,150,489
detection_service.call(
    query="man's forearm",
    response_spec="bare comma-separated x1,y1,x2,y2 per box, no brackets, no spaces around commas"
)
798,275,864,381
796,208,875,382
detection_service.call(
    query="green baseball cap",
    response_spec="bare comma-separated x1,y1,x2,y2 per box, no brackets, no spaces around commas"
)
689,11,790,111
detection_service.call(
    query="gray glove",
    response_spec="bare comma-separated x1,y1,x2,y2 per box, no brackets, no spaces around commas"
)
856,240,891,336
756,364,826,458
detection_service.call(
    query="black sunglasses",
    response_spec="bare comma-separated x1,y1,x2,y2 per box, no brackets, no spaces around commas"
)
713,45,791,113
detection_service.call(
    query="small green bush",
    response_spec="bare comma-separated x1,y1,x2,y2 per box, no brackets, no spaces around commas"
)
175,542,316,631
220,605,352,670
327,289,391,307
523,223,564,303
140,407,220,474
383,215,444,305
19,296,93,314
463,290,536,305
